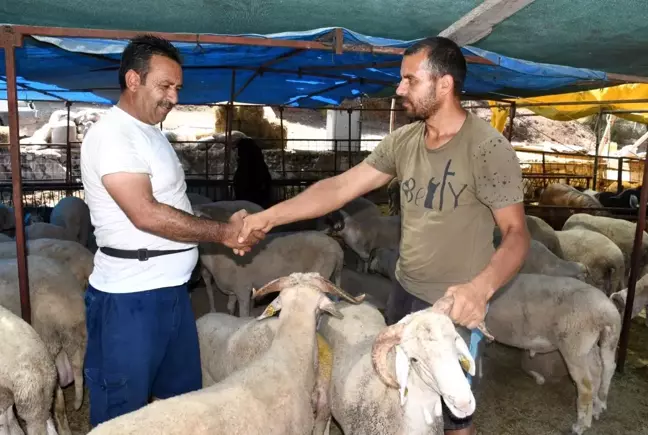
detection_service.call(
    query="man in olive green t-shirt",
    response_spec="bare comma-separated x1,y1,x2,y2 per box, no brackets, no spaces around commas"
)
237,36,530,435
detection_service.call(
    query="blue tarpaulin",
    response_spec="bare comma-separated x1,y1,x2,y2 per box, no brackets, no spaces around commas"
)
0,27,613,107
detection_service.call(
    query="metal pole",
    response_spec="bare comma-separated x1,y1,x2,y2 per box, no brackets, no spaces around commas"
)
617,157,623,194
506,102,516,142
617,156,648,372
224,72,236,199
389,98,396,133
347,109,353,170
2,27,31,323
65,101,73,195
593,110,603,191
279,106,285,179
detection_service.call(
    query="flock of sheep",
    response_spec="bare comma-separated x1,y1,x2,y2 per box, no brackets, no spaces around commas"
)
0,182,647,435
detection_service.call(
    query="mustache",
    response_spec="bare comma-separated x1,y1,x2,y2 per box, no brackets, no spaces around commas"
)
158,101,175,110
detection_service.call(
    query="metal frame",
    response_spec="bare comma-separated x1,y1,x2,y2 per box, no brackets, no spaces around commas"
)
2,23,648,372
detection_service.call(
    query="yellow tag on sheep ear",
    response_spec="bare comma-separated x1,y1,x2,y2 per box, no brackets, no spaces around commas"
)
459,355,471,373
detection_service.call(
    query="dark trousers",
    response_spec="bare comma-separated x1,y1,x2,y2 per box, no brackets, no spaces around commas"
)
83,282,202,427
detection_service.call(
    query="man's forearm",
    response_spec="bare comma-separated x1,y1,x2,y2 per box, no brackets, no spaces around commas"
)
471,228,530,300
265,176,350,227
137,202,228,243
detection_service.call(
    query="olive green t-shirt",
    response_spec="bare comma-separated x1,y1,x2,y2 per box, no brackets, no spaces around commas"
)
364,112,524,304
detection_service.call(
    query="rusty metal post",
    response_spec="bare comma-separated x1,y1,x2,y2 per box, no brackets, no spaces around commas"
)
347,108,353,170
224,72,236,199
617,157,623,194
389,98,396,133
593,110,603,191
506,102,516,142
2,26,31,323
279,106,285,179
617,156,648,373
65,101,73,195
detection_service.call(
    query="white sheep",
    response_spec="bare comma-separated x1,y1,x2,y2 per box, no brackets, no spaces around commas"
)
609,273,648,326
485,273,621,434
49,196,92,247
524,215,564,258
200,230,344,316
368,247,399,282
517,240,589,281
563,213,648,277
0,304,71,435
556,228,626,295
317,299,479,435
0,238,94,288
0,255,87,412
25,223,76,243
340,268,391,313
196,312,334,435
87,272,364,435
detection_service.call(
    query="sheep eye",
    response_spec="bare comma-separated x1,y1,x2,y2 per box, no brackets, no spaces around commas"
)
410,357,418,363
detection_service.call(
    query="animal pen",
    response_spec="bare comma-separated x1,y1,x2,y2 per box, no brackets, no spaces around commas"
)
2,23,648,374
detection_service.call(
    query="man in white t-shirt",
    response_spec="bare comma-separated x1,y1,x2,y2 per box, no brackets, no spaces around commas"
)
80,34,264,427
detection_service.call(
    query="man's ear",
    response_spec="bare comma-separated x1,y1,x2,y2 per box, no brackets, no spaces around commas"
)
125,69,142,91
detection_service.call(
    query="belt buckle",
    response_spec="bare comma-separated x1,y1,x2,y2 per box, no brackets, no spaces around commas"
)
137,249,149,261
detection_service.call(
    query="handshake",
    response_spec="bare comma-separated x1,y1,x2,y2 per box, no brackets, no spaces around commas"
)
221,209,272,255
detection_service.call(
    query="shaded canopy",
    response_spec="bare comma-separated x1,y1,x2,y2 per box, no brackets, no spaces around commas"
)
0,28,614,106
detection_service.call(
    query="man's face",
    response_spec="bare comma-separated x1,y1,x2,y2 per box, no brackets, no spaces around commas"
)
396,50,442,120
130,55,182,125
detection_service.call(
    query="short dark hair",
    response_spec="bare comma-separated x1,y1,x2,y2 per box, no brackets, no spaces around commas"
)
118,34,182,91
404,36,466,97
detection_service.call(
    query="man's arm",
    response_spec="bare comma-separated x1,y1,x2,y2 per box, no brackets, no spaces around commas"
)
239,161,394,237
102,172,263,249
471,202,530,300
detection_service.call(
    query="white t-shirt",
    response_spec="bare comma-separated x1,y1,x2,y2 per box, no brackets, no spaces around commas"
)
80,106,198,293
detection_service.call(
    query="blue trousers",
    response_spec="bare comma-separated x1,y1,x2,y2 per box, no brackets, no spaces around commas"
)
83,283,202,427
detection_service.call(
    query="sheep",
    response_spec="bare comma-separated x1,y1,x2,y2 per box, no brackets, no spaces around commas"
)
484,273,621,434
524,215,564,258
87,272,365,435
0,234,11,243
196,312,334,435
25,223,76,243
49,196,92,247
186,192,213,208
556,228,626,295
327,207,400,271
193,200,264,221
0,304,71,435
0,239,94,288
0,256,87,412
0,205,15,233
340,268,392,313
595,188,641,215
538,183,606,213
317,299,480,435
609,273,648,326
200,231,344,316
562,213,648,277
368,247,399,282
495,237,589,282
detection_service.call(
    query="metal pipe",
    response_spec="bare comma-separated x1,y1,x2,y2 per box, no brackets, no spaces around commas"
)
506,102,516,142
224,71,236,198
65,101,73,196
279,106,286,179
2,28,31,323
617,157,648,372
617,157,623,194
389,98,396,133
347,109,353,170
593,110,603,191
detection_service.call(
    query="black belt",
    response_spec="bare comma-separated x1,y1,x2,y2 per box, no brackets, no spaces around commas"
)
99,246,195,261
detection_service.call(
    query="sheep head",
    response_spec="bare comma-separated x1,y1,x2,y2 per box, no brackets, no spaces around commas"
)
252,272,365,320
371,296,493,421
610,276,648,318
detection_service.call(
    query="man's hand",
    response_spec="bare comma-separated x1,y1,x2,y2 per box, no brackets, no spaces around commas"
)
222,210,266,256
443,282,489,330
237,211,274,246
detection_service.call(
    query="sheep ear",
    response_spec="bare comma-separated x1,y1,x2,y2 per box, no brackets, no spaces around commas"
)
257,297,282,320
609,291,626,314
318,298,343,319
455,334,476,376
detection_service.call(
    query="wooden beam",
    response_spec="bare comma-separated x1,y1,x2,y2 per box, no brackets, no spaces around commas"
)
439,0,536,46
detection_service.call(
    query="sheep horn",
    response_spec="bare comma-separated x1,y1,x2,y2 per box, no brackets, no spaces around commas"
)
313,275,365,304
252,276,296,299
430,296,495,342
371,323,405,389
